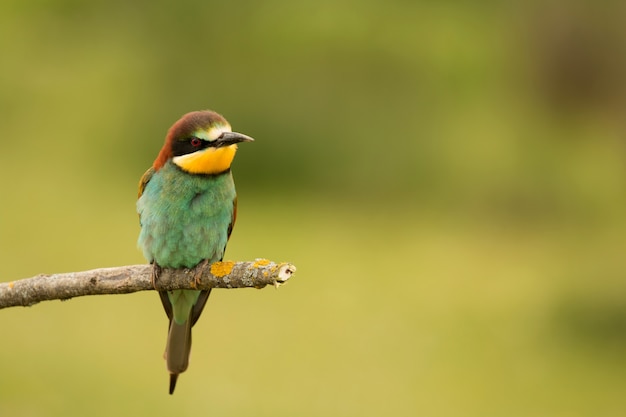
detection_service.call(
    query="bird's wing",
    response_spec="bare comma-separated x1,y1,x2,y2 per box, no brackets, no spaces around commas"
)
227,196,237,240
137,167,156,227
138,166,156,198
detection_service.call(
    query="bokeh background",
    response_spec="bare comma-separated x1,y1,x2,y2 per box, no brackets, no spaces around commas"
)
1,1,626,416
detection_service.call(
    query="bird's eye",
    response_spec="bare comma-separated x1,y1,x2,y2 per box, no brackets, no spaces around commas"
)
190,137,202,147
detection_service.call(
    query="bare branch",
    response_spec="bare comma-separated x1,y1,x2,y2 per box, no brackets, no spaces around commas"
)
0,260,296,309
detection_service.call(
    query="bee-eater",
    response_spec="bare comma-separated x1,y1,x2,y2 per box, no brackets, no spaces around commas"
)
137,110,253,394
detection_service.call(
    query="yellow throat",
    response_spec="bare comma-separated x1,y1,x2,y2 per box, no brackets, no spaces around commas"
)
172,144,238,175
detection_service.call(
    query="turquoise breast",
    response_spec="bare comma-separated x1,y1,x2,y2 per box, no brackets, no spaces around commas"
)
137,161,236,268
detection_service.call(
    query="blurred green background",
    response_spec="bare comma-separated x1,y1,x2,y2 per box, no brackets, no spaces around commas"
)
1,0,626,416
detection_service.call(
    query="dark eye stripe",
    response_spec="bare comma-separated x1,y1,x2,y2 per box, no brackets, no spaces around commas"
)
172,137,211,156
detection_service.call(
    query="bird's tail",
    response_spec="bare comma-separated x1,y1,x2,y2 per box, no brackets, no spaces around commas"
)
169,374,180,395
166,316,192,394
159,289,211,394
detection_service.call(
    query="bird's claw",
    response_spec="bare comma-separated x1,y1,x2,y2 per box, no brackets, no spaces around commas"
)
151,264,162,290
191,259,209,289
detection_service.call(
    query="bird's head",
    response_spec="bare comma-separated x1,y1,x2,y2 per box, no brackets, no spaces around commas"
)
153,110,254,175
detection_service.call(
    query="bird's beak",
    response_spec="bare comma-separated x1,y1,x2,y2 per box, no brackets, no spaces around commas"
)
216,131,255,147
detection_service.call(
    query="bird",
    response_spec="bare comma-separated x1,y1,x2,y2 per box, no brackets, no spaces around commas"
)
136,110,254,394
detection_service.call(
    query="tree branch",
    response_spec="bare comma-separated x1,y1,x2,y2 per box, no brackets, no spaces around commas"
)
0,260,296,309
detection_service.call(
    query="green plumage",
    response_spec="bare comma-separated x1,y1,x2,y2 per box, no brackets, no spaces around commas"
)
137,161,236,393
137,161,236,269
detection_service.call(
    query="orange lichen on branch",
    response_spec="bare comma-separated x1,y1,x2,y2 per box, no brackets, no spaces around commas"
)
253,258,271,268
210,261,235,277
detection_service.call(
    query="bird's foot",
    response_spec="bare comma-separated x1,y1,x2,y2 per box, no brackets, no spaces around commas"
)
150,263,162,290
191,259,210,289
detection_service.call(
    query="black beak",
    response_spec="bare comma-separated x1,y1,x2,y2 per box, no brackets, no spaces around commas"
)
216,131,255,147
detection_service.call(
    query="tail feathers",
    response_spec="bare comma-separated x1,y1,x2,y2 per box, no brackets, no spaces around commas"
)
166,318,192,394
160,289,211,394
169,374,179,395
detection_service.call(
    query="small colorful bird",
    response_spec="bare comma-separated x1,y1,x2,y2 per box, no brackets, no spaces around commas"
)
137,110,253,394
